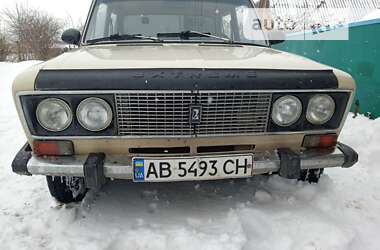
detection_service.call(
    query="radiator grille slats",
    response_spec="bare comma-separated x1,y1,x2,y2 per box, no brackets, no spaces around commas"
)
196,92,271,136
115,91,272,137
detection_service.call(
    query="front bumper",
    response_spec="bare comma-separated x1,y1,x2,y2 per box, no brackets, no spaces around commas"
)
12,142,358,181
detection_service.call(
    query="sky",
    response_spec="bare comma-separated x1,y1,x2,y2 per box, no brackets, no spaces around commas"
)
0,0,93,27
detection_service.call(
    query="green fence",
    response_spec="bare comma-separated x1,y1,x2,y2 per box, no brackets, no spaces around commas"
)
274,19,380,118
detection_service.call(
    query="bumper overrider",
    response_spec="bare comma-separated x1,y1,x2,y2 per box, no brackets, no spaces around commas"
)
12,142,358,189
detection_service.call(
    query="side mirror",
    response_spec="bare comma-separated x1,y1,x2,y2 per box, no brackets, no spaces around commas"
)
268,30,286,45
61,29,81,45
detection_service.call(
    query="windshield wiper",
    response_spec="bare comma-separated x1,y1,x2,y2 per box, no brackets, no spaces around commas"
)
158,30,234,43
87,33,162,44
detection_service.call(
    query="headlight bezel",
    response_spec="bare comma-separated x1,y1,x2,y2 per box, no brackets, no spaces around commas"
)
268,92,351,132
76,97,113,132
36,98,73,132
306,94,336,125
271,95,303,127
19,94,117,137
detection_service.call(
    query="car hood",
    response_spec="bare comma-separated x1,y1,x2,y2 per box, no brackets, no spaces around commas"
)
41,43,331,70
13,43,355,93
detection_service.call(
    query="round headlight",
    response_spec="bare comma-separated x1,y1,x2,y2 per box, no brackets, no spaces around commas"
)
36,98,72,132
306,94,335,125
77,98,113,131
272,95,302,126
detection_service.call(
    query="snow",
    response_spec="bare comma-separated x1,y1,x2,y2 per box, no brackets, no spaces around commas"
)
359,9,380,22
1,62,380,250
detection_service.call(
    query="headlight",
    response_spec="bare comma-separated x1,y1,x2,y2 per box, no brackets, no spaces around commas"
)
77,97,113,131
306,94,335,125
271,95,302,126
36,98,72,132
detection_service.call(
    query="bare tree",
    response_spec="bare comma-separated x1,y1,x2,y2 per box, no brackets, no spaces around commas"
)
4,4,63,61
64,13,85,33
0,31,11,61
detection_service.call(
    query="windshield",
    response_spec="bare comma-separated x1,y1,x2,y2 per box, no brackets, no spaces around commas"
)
84,0,267,46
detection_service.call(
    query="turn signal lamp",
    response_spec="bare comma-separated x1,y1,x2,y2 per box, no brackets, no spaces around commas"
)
33,140,74,156
303,134,338,148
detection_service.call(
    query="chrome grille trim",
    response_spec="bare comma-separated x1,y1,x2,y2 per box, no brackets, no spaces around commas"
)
115,91,272,137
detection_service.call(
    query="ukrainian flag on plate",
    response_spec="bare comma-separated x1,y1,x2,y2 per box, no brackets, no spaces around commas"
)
133,159,145,182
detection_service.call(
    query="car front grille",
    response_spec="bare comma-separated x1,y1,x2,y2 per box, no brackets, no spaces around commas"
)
115,91,272,137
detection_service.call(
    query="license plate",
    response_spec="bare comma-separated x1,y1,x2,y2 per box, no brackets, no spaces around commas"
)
133,154,253,182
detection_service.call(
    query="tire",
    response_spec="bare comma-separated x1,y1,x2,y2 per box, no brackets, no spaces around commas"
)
299,168,324,183
46,176,87,203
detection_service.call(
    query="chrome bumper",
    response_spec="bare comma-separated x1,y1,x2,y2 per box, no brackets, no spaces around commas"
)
13,142,358,180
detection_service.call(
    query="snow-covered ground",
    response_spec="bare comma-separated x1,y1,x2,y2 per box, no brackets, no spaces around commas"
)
0,62,380,250
359,9,380,22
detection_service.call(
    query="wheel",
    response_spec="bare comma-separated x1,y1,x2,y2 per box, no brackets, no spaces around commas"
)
299,168,324,183
46,176,87,203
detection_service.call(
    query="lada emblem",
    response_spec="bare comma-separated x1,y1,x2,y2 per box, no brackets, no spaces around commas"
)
190,105,202,125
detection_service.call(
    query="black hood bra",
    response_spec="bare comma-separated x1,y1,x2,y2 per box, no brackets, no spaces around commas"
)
35,68,338,91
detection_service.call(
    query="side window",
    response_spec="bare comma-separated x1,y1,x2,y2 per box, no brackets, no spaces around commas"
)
93,3,108,39
86,4,117,39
